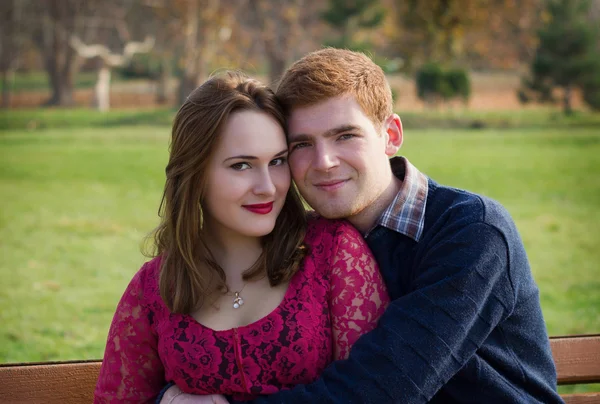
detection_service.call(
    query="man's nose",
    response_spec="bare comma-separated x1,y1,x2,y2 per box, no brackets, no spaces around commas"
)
313,143,339,171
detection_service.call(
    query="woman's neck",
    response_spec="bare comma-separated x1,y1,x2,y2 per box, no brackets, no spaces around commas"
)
202,224,263,288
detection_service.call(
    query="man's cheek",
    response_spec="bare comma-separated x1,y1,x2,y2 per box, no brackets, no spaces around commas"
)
288,155,307,180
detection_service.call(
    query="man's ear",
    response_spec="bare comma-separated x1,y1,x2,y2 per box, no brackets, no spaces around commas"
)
384,114,403,156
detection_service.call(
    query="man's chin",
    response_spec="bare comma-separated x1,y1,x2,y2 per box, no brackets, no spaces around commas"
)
309,204,354,220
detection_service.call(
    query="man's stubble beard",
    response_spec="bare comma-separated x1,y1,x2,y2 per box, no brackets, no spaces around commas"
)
308,189,379,221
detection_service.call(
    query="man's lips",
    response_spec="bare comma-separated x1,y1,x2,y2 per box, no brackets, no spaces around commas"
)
314,179,348,191
242,202,274,214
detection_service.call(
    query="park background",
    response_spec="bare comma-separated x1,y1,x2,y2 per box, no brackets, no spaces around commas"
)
1,0,599,395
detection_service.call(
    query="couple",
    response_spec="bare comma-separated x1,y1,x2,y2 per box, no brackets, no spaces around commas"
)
94,48,563,403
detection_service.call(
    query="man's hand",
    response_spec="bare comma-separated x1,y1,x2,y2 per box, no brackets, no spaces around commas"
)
160,384,229,404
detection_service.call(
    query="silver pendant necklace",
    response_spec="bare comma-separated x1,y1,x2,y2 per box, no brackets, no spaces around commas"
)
231,283,247,309
232,291,244,309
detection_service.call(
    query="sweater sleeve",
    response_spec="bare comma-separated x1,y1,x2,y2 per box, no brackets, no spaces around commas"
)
328,222,390,360
239,221,515,404
94,263,165,403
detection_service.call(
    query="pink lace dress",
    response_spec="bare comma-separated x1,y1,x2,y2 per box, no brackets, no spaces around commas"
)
94,217,390,403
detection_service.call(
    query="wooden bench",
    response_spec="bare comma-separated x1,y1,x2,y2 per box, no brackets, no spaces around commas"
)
0,334,599,403
0,359,101,403
551,334,600,403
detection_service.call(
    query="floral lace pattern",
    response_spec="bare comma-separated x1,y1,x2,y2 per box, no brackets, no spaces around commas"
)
94,217,389,403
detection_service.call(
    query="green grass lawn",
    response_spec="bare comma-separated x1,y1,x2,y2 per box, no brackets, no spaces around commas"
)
1,110,599,391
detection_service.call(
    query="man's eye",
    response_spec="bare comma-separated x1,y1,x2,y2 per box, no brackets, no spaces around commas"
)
339,134,355,140
231,162,250,170
269,157,287,166
291,142,310,151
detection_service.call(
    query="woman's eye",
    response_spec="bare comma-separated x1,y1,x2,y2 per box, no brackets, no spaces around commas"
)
270,157,287,166
231,162,250,171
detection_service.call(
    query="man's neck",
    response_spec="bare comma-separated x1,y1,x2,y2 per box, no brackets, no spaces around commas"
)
348,175,403,234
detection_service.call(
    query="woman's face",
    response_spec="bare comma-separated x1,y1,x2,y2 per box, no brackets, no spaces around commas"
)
203,110,290,240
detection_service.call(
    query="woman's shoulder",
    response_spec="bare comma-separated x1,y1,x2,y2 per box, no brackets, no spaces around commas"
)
303,214,366,268
305,213,362,245
125,256,162,299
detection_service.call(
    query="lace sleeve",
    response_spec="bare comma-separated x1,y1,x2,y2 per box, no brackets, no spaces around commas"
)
94,264,165,403
329,222,390,360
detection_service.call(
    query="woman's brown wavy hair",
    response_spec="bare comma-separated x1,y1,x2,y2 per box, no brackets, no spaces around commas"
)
148,71,307,314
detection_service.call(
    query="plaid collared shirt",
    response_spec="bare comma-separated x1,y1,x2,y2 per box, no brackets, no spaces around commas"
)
368,157,428,241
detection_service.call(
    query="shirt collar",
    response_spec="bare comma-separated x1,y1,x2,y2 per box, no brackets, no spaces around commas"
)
369,156,428,241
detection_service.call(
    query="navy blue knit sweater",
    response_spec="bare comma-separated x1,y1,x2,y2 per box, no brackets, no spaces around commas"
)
242,179,562,403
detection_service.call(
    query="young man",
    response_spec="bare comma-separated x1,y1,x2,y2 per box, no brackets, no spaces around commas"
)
246,48,562,403
162,49,562,403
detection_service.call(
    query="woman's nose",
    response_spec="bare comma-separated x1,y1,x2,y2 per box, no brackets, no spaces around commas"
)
253,169,276,196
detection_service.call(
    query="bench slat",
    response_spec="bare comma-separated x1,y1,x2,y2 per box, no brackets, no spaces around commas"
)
562,392,600,404
0,361,101,404
550,334,600,385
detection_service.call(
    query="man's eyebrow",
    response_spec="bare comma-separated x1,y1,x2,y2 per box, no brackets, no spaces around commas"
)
223,148,288,162
323,125,361,138
288,125,361,143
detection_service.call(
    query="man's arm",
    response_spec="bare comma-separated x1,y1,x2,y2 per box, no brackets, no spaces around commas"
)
239,221,516,403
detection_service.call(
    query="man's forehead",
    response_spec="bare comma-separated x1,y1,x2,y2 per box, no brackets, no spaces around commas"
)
287,96,368,135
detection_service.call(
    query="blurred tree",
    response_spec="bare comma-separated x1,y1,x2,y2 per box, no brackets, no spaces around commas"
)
30,0,88,106
246,0,315,85
128,0,259,105
582,74,600,111
176,0,234,104
132,0,199,105
386,0,543,71
321,0,385,50
392,0,486,69
416,62,471,106
416,62,450,105
520,0,600,114
467,0,544,69
446,68,471,103
70,36,154,112
68,0,156,111
0,0,26,107
141,3,182,104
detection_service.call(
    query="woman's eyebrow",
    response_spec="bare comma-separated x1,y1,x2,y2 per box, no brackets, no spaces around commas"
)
224,148,288,162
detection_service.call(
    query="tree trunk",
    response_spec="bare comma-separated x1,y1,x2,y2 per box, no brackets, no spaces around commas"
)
1,68,13,108
563,85,573,115
40,0,78,107
156,56,171,104
266,49,287,86
93,64,111,112
44,60,76,106
177,0,206,105
178,72,204,105
259,1,291,86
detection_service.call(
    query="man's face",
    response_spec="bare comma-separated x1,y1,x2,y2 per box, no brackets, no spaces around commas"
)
287,95,402,229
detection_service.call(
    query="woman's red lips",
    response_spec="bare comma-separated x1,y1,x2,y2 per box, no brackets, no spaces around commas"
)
242,202,274,214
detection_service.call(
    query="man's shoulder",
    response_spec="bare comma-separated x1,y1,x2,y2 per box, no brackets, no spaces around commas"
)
427,179,516,232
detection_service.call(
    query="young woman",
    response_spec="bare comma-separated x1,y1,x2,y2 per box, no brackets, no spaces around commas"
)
94,72,389,403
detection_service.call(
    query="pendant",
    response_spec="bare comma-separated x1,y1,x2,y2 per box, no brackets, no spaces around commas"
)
233,292,244,309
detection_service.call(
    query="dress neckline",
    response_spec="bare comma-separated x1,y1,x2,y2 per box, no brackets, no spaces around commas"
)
182,261,304,333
